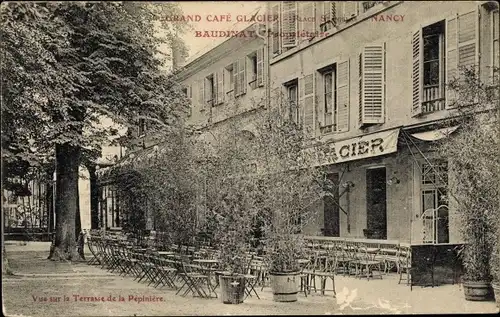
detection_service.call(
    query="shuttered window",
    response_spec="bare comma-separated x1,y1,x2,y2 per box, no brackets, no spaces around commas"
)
256,47,264,87
457,11,477,71
411,29,423,116
198,79,205,111
216,69,224,105
359,44,385,125
233,60,240,96
446,14,458,107
336,60,350,132
412,21,446,116
271,3,281,55
299,2,315,39
319,2,338,31
444,10,478,108
299,73,316,137
238,57,246,96
287,82,299,124
281,1,298,48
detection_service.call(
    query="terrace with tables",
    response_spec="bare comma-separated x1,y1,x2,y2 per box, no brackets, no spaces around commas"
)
86,229,437,302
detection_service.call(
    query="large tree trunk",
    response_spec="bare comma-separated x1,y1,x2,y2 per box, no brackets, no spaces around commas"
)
88,164,99,229
48,143,83,261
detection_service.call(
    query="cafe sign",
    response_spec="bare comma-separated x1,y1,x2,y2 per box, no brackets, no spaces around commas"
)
306,128,400,167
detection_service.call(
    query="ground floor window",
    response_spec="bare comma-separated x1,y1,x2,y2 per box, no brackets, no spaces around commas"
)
420,160,449,244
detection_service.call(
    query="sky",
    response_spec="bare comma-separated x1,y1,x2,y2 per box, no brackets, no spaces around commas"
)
177,1,262,61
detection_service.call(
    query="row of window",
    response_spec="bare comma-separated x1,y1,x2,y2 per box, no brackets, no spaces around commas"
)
280,7,499,137
180,4,498,138
184,47,265,115
272,1,387,56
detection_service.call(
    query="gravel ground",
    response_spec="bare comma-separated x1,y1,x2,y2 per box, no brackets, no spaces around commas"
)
3,247,499,316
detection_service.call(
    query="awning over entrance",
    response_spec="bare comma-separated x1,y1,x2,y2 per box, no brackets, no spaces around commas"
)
410,125,460,141
309,128,400,167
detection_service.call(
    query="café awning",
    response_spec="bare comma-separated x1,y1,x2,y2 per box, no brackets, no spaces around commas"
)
410,125,460,141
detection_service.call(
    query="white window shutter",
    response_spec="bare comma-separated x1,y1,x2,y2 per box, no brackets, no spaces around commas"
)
411,29,423,117
271,3,281,55
343,2,358,19
300,2,315,38
239,57,246,95
336,60,350,132
298,77,304,124
233,61,239,96
359,44,385,125
257,47,264,87
457,9,479,79
302,73,315,138
281,1,298,48
217,69,224,104
446,14,458,108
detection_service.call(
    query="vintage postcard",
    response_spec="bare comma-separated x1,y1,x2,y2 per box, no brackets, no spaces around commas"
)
2,1,499,316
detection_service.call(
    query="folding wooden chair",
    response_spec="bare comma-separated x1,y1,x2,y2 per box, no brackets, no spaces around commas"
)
243,256,261,300
175,260,212,298
86,236,101,265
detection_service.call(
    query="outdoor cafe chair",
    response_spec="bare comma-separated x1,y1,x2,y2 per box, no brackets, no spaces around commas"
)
242,255,261,300
300,250,322,295
398,245,412,289
86,236,101,266
174,259,213,299
151,256,178,289
355,245,384,280
314,248,337,296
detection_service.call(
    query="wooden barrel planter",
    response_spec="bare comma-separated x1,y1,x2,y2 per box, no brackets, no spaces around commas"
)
270,271,300,302
219,275,246,304
492,283,500,308
463,280,494,301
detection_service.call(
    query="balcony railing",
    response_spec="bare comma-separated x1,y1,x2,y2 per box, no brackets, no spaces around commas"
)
422,85,445,114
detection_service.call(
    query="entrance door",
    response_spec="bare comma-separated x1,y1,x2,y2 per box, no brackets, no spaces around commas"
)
366,167,387,239
323,173,340,237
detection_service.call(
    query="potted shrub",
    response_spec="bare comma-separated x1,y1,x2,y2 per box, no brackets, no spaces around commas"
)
251,107,327,302
212,191,252,305
199,125,260,304
436,68,499,301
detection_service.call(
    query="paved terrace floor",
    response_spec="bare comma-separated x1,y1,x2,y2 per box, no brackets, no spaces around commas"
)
3,242,499,316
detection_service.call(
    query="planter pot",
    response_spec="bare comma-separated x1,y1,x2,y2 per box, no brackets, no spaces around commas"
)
270,271,300,302
219,275,246,304
492,283,500,308
463,280,494,301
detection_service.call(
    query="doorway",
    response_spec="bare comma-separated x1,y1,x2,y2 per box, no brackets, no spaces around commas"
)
366,167,387,239
323,173,340,237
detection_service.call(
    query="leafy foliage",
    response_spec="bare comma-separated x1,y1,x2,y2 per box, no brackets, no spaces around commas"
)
436,67,500,281
1,2,191,171
1,2,191,259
